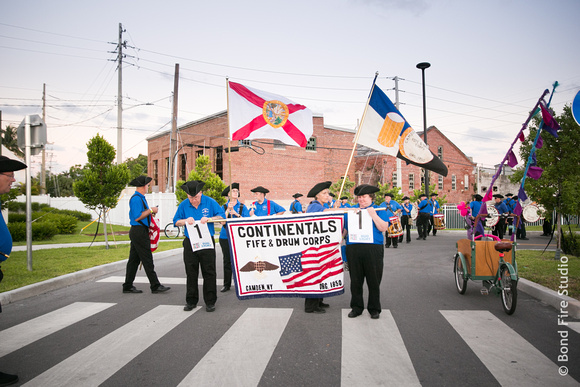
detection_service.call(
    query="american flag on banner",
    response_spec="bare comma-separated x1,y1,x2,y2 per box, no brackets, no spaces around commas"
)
278,242,343,289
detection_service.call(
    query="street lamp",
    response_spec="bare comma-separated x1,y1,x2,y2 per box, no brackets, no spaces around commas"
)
117,102,153,164
416,62,431,197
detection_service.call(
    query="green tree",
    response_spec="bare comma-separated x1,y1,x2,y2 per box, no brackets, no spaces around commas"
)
511,105,580,216
125,154,148,181
374,183,402,206
410,183,448,206
330,176,356,202
175,155,226,205
46,165,85,197
73,134,130,248
0,125,24,158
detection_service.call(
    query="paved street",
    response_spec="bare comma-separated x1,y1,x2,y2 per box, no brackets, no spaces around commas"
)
1,231,578,386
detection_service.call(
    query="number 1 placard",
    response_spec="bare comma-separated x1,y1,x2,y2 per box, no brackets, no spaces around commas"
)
186,222,214,252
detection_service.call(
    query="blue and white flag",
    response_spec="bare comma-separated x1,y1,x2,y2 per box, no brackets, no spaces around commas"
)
357,84,448,176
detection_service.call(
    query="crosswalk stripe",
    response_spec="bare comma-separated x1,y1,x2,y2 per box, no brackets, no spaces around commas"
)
23,305,196,387
341,309,421,386
441,310,579,386
0,302,115,358
178,307,293,386
96,275,223,286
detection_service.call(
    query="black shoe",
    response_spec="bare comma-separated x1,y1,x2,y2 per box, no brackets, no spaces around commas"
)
183,304,196,311
423,237,426,240
0,372,18,386
370,312,380,319
123,286,143,294
406,240,411,243
152,285,170,293
416,237,422,240
319,302,330,308
206,304,216,312
520,237,529,240
393,245,398,248
348,310,361,318
306,308,326,314
220,286,231,293
385,245,390,248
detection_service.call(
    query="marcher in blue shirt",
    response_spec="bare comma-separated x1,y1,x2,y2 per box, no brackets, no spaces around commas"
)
380,193,402,248
123,175,171,295
344,184,390,320
416,193,431,240
249,186,286,216
339,196,351,208
0,155,27,386
303,181,335,314
492,194,509,240
428,192,441,236
468,194,484,238
289,193,304,214
399,196,413,244
323,192,337,209
174,180,225,312
218,183,250,293
504,193,516,236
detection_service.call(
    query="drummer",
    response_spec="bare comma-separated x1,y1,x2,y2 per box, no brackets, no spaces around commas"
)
381,193,401,248
492,194,509,240
428,193,441,236
399,196,413,244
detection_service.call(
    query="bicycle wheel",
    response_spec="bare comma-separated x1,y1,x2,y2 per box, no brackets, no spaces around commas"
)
454,254,467,294
500,266,517,315
164,223,180,238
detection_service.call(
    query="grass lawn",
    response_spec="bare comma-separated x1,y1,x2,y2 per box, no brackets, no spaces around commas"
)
517,250,579,300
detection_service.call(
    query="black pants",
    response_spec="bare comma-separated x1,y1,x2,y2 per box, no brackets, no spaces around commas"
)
346,244,383,315
384,233,398,247
123,226,161,291
428,215,437,236
417,213,430,238
183,238,217,306
399,215,411,242
304,298,325,312
219,238,232,288
492,219,506,240
516,222,527,239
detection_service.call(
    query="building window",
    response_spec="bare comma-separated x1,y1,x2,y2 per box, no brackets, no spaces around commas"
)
306,137,317,151
392,172,397,188
273,140,286,150
438,175,443,190
152,160,158,185
451,175,456,190
464,174,469,190
493,186,498,192
409,173,414,190
179,154,187,181
482,186,487,192
438,146,443,159
239,140,251,147
215,146,223,179
420,170,425,187
196,149,204,159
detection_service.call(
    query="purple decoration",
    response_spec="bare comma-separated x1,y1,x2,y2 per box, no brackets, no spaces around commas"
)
540,102,560,137
527,166,544,180
507,150,518,168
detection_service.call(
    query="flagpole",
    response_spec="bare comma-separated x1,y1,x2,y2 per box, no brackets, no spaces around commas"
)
337,72,379,199
226,78,233,195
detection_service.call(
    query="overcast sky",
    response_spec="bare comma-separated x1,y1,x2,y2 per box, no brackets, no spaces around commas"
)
2,0,579,176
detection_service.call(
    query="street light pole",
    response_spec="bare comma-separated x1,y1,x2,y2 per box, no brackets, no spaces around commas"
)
417,62,431,197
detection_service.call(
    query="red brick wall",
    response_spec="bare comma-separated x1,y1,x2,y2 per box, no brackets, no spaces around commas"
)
147,112,357,206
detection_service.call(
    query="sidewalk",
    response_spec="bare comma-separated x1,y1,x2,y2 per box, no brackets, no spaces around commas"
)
3,233,579,318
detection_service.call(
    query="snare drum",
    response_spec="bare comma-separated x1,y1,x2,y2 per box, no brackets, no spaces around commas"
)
387,216,404,238
410,204,418,221
485,204,499,227
433,213,446,230
522,204,540,223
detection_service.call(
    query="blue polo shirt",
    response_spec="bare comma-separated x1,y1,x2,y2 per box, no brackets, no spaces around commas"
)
418,199,431,214
173,194,225,238
219,200,250,239
345,203,390,245
494,201,509,215
306,200,325,213
430,199,440,214
339,202,351,208
470,200,482,217
380,200,401,213
253,198,285,216
290,200,303,213
1,200,12,261
323,199,336,209
129,191,151,227
401,202,412,216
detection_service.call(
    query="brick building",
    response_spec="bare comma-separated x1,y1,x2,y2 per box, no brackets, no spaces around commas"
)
354,126,476,204
146,111,357,206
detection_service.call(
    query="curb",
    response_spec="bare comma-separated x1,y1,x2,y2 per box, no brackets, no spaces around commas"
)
0,248,182,307
518,278,580,319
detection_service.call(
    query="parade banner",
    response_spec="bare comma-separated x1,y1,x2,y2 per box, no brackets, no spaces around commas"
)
226,213,345,300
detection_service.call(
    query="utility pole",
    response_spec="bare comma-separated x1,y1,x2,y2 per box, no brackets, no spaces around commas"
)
393,76,402,189
116,23,124,164
167,63,179,192
40,83,46,194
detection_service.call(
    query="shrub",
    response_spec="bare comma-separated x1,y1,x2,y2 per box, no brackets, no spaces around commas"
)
7,221,58,241
39,213,77,234
5,201,25,212
52,209,92,221
8,213,27,223
562,231,580,257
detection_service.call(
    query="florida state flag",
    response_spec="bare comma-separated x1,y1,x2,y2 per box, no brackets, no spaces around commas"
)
228,81,313,147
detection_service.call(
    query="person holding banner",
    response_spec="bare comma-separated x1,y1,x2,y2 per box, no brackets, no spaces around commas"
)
289,193,304,214
345,184,390,319
219,183,249,293
123,175,171,295
399,196,413,244
416,194,431,240
303,181,335,314
249,186,286,216
428,193,440,236
381,193,401,248
174,180,225,312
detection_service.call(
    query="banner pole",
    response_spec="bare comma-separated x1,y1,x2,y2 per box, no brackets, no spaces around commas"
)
337,72,379,199
226,78,232,195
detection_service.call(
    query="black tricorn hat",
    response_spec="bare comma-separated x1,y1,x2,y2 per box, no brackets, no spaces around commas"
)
384,193,394,198
430,192,438,197
506,193,513,197
129,175,152,187
181,180,205,196
0,156,27,172
354,184,380,196
402,196,410,200
419,193,427,198
340,196,348,200
222,182,240,197
493,194,504,199
251,186,269,194
292,193,303,199
307,181,332,198
473,194,483,201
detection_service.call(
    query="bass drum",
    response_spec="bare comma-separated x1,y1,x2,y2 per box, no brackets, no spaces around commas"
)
411,204,419,220
522,204,541,223
485,204,499,227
